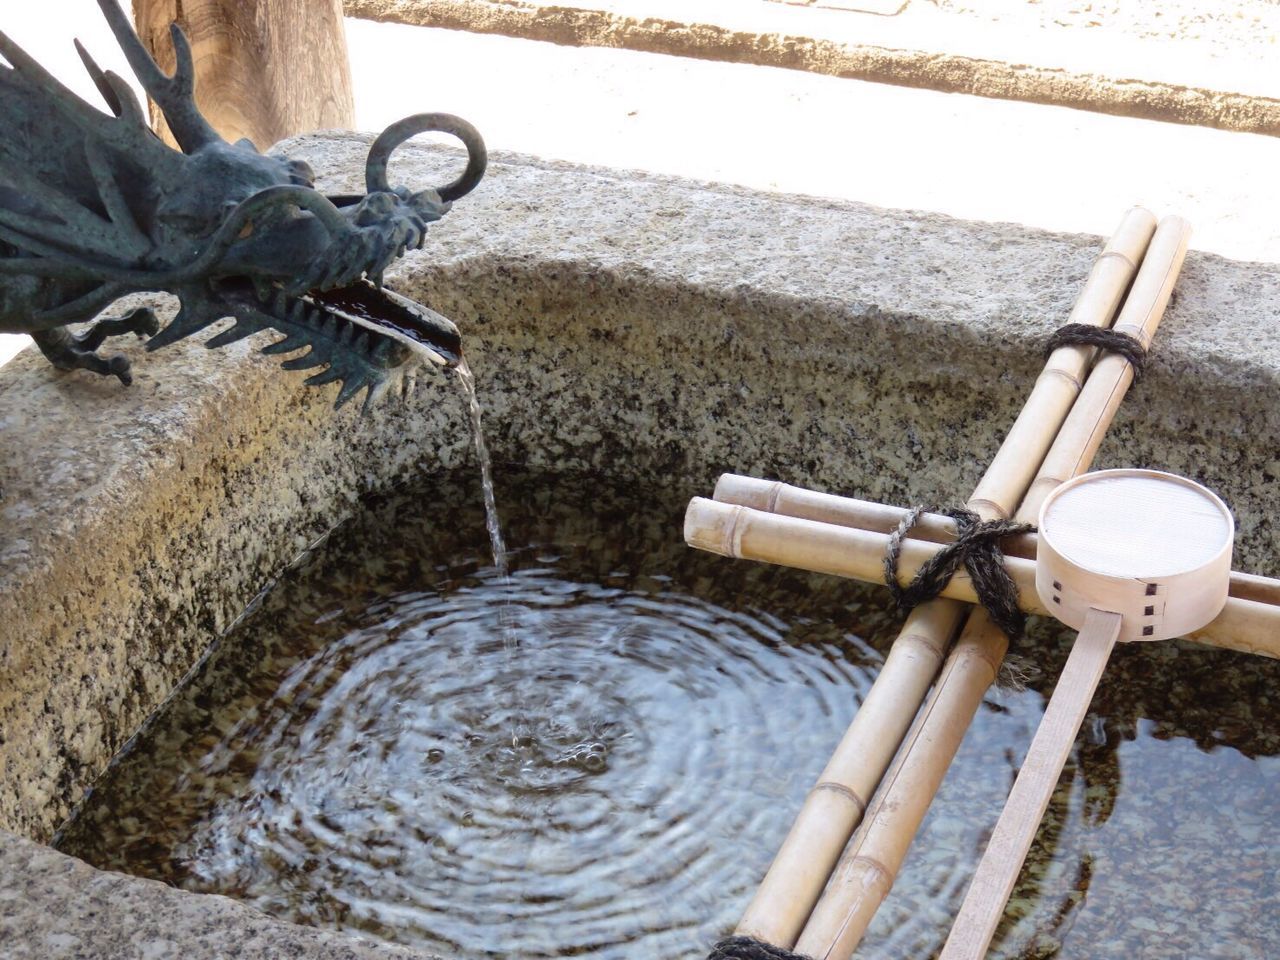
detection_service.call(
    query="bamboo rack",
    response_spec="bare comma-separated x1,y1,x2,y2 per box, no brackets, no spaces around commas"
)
790,214,1193,960
712,476,1278,606
727,207,1158,948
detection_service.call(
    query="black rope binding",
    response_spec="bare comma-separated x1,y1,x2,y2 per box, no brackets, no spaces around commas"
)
1045,323,1148,380
884,506,1035,641
708,936,814,960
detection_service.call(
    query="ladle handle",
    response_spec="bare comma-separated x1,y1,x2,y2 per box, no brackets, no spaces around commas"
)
939,607,1122,960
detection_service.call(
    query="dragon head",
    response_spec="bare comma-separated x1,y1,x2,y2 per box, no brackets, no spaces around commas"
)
145,113,487,407
0,0,487,409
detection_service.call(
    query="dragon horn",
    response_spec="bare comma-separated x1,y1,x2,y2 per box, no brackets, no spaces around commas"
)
365,113,488,203
95,0,221,153
74,40,151,134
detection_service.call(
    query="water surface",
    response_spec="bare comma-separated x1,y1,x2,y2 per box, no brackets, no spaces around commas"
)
58,471,1280,959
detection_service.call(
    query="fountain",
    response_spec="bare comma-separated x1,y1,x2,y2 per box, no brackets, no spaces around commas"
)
3,10,1280,959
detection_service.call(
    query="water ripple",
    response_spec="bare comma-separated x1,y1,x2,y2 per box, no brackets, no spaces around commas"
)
58,472,1280,960
59,475,896,959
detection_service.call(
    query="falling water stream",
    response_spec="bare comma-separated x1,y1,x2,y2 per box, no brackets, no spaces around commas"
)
454,359,508,575
453,359,529,750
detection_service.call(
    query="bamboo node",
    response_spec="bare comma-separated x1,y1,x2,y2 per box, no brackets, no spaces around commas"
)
839,854,897,892
965,497,1010,521
1035,365,1084,391
765,480,784,513
725,505,746,557
811,781,867,814
948,627,1007,680
1095,248,1138,269
897,629,950,662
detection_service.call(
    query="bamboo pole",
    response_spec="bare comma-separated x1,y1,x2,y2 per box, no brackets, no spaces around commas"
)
1221,570,1280,606
1185,595,1280,658
726,207,1157,948
713,476,1275,604
686,498,1045,614
938,608,1123,960
684,497,1280,657
714,474,973,552
793,214,1193,960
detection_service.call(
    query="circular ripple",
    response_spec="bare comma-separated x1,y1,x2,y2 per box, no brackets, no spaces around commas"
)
58,472,1280,960
171,567,879,958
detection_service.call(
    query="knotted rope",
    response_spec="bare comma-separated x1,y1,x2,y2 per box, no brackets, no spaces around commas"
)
1045,323,1148,380
883,506,1035,641
708,936,813,960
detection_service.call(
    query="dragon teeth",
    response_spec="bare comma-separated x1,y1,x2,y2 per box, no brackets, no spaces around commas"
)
281,348,327,371
262,334,306,355
362,378,392,414
304,367,344,387
205,320,256,349
333,377,366,410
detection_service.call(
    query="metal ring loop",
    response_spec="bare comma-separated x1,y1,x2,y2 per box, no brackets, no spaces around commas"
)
365,113,487,203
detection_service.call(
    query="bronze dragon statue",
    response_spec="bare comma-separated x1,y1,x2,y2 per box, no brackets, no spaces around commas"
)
0,0,485,409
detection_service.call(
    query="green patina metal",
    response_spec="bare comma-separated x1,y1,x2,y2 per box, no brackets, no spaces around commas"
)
0,0,486,408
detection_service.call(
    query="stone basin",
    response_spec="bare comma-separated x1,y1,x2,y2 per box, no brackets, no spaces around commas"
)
2,135,1279,958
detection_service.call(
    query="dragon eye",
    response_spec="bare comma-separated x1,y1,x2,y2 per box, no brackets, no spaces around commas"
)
287,160,316,188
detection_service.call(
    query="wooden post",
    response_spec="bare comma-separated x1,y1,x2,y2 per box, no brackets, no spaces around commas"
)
133,0,355,150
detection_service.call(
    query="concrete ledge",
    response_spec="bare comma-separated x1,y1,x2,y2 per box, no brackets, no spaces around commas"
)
343,0,1280,136
2,136,1278,954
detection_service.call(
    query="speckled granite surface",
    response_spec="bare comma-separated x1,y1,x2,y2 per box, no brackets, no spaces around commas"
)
1,137,1278,955
0,829,432,959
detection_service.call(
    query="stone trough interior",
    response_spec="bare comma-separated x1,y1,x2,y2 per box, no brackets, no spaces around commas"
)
3,137,1280,958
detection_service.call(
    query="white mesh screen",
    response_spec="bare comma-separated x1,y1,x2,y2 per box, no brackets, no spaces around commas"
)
1043,474,1231,579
